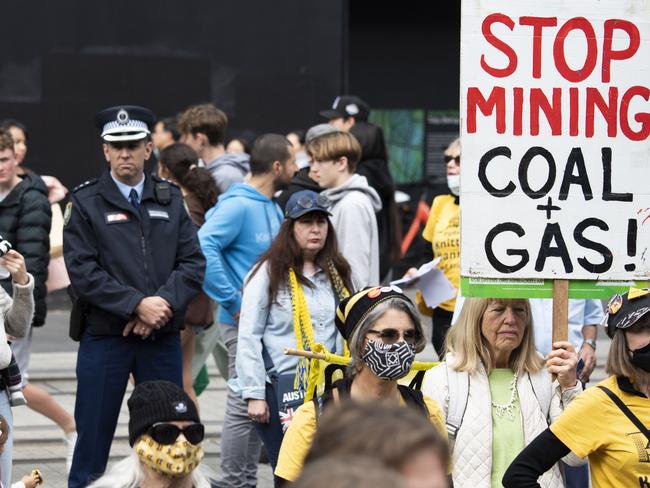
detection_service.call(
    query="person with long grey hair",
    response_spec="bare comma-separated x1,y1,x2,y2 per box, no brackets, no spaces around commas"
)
274,286,448,484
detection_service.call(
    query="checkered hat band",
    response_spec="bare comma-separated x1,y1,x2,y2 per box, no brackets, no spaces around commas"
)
101,120,150,136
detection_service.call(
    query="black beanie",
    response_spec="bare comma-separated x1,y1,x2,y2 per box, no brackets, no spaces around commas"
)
335,285,410,341
127,380,200,446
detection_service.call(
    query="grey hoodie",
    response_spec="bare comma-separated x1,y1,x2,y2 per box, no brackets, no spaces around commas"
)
321,174,382,290
206,152,251,193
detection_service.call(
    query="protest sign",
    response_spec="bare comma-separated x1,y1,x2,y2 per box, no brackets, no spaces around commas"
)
460,0,650,291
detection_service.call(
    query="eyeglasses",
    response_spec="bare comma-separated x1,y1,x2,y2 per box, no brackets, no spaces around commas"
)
444,155,460,164
147,422,205,445
366,328,421,345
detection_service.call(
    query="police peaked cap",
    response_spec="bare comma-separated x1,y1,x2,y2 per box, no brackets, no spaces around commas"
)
95,105,156,142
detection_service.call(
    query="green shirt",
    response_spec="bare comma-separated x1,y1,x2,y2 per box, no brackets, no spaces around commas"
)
489,368,524,487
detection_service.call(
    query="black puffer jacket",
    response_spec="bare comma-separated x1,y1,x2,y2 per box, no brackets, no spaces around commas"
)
0,173,51,327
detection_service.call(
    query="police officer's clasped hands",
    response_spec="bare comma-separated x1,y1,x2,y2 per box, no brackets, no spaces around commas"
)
122,296,173,339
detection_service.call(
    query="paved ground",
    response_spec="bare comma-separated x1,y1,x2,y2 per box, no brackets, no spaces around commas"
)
11,298,611,487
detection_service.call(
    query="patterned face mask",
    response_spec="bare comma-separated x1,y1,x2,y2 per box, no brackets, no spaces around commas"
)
134,434,204,478
362,340,416,380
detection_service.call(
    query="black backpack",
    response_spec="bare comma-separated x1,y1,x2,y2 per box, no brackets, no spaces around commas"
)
312,377,429,422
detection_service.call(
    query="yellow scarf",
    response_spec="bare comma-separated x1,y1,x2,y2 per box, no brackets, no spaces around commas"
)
289,260,349,393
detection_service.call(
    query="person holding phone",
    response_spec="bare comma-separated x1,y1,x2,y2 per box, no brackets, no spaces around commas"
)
0,248,34,487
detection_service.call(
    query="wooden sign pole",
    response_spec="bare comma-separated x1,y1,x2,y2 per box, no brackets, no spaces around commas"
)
552,279,569,344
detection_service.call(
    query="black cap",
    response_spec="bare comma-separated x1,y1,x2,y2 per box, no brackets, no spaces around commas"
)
284,190,331,219
127,381,200,446
95,105,156,142
605,288,650,338
320,95,370,121
335,286,408,341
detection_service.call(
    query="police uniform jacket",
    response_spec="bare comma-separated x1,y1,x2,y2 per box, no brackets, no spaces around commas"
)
63,170,205,335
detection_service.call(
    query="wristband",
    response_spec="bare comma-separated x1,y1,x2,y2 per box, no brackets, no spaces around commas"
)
582,339,597,351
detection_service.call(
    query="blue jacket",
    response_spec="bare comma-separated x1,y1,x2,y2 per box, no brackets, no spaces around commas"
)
198,183,283,325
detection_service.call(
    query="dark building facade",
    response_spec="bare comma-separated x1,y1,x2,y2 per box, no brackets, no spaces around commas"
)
0,0,459,190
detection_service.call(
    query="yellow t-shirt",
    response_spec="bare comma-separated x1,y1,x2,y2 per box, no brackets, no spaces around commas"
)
550,375,650,488
274,395,447,482
421,195,459,312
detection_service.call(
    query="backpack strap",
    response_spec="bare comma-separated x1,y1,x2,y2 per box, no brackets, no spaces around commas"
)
313,379,428,424
445,364,469,446
528,372,552,422
313,378,350,425
407,370,427,391
598,386,650,443
397,385,429,417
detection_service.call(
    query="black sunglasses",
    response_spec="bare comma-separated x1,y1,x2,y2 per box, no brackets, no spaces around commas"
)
444,155,460,164
366,328,421,345
147,422,205,445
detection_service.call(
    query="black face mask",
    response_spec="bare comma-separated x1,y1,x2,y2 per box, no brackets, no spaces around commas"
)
630,343,650,373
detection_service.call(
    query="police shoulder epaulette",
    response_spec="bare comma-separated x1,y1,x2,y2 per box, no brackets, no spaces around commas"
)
72,178,99,192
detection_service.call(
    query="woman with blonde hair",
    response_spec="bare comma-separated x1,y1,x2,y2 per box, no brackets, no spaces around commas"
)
422,297,583,487
504,289,650,487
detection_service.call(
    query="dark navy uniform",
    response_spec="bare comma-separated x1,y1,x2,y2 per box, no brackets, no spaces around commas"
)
64,171,204,336
64,105,205,488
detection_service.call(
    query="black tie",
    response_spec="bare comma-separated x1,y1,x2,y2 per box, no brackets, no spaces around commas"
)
129,189,140,209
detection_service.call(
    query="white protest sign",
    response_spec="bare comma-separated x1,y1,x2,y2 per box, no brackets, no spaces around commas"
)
460,0,650,281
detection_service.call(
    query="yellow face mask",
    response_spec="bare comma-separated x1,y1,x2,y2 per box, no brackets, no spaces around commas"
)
134,434,204,478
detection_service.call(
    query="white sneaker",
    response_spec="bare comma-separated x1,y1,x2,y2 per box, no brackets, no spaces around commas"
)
64,431,77,474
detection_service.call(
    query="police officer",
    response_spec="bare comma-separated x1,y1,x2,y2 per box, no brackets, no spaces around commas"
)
63,106,205,488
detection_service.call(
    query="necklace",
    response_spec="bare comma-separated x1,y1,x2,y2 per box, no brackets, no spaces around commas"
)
491,372,519,420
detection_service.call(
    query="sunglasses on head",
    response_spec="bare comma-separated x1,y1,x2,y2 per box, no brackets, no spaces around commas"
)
366,328,421,346
444,155,460,164
147,422,205,445
296,194,331,210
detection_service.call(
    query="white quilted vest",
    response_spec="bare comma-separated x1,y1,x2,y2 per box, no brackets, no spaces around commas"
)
423,358,569,488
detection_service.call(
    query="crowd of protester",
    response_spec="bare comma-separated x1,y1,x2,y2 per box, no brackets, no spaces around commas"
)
0,94,646,488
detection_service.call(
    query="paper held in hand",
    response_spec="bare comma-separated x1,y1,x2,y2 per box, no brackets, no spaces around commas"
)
391,258,456,309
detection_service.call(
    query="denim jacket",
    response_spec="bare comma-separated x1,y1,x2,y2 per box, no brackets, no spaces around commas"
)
235,261,343,400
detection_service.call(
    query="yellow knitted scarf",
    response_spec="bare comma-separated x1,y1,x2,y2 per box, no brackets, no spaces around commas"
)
289,260,349,393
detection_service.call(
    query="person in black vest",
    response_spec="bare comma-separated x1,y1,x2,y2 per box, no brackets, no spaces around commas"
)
274,286,448,484
63,105,205,488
